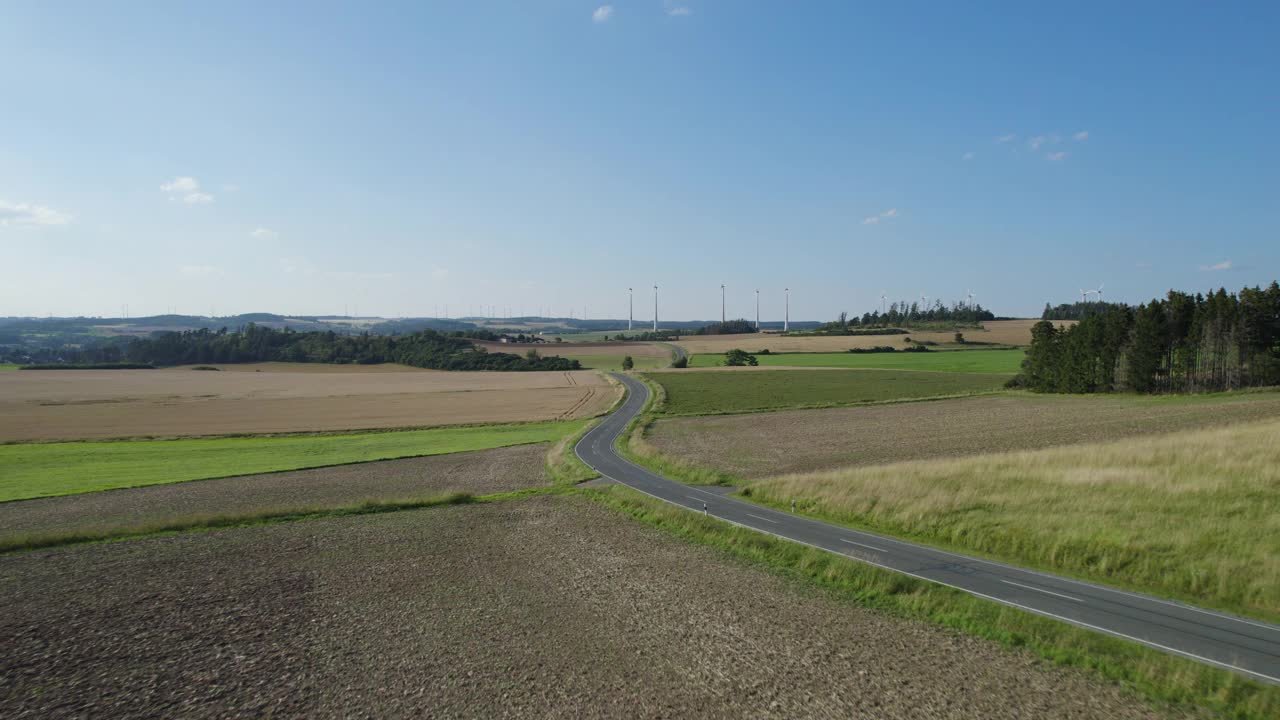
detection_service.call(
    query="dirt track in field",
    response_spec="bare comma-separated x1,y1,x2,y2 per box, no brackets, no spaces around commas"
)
674,319,1067,354
0,367,616,441
649,391,1280,479
0,495,1179,719
0,444,547,544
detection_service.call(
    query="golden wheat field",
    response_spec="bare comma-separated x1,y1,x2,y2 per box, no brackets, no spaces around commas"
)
673,319,1068,355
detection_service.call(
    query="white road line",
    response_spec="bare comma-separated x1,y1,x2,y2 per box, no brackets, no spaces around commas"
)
745,513,779,524
840,538,886,553
1002,579,1083,603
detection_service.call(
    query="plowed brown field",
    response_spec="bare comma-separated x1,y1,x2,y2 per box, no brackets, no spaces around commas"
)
0,367,616,441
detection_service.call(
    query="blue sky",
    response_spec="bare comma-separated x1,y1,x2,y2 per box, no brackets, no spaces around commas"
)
2,1,1277,321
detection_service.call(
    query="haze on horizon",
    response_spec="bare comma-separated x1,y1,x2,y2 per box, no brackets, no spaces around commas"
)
2,2,1277,321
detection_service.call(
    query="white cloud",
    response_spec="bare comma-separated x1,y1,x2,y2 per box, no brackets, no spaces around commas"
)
1046,151,1068,161
1029,135,1047,150
178,264,223,277
250,227,278,240
161,176,214,204
665,1,691,15
962,151,976,161
863,208,899,225
592,5,614,22
0,200,72,227
996,133,1017,143
1073,130,1089,141
160,177,199,193
430,267,450,280
1200,260,1232,272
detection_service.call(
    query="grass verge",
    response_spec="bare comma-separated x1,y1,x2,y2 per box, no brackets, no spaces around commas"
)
744,418,1280,623
644,369,1009,416
582,484,1279,720
0,420,586,502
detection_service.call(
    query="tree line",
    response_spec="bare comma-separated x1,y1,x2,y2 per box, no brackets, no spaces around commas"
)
818,301,995,333
113,325,581,371
1017,282,1280,393
1041,300,1126,320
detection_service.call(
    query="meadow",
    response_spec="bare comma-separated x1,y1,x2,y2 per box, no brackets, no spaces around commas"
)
744,418,1280,622
645,369,1008,415
688,348,1025,374
0,363,18,371
0,420,585,502
672,319,1062,355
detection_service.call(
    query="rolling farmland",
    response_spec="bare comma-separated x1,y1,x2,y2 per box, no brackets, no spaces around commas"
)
688,348,1025,374
0,365,616,441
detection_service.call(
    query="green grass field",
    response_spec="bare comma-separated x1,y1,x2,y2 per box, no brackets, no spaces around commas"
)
559,352,668,370
0,420,585,502
645,369,1008,416
0,363,18,370
689,349,1024,374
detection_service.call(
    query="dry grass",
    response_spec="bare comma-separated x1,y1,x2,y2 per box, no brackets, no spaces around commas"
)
647,390,1280,479
745,418,1280,621
0,367,617,441
674,319,1070,354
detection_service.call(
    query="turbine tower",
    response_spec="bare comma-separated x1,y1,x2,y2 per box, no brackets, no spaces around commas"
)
628,288,633,331
1095,282,1105,302
755,289,760,331
720,284,726,325
653,283,658,332
880,292,887,315
784,288,790,333
966,289,976,310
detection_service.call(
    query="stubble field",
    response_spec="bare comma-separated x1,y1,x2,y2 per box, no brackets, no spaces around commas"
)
0,365,616,441
646,390,1280,479
0,495,1176,719
673,319,1063,354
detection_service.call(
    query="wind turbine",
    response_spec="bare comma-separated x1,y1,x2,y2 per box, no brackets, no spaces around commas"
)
1095,283,1105,302
755,289,760,331
653,284,658,332
1080,288,1092,303
880,292,887,315
784,288,790,333
628,288,633,331
966,289,976,309
720,284,726,325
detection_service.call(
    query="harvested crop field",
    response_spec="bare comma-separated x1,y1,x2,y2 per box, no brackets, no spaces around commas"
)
0,367,615,441
648,390,1280,479
674,319,1066,355
0,444,547,547
0,495,1175,719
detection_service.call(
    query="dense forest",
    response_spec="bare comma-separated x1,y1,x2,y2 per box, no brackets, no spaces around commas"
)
1018,283,1280,393
695,319,758,335
61,325,581,371
817,302,995,333
1041,300,1128,320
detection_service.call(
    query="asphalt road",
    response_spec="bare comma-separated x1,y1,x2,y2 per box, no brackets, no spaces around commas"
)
576,372,1280,685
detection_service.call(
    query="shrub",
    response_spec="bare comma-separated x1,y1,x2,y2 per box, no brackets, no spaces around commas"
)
723,349,758,366
622,355,634,370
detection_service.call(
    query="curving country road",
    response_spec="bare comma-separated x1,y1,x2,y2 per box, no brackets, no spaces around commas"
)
576,372,1280,684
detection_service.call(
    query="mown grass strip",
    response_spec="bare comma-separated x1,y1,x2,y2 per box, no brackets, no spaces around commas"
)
0,487,562,554
582,484,1279,720
0,420,586,502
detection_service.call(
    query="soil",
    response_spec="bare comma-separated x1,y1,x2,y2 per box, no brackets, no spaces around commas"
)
0,368,616,441
0,444,548,544
648,391,1280,479
0,495,1186,719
